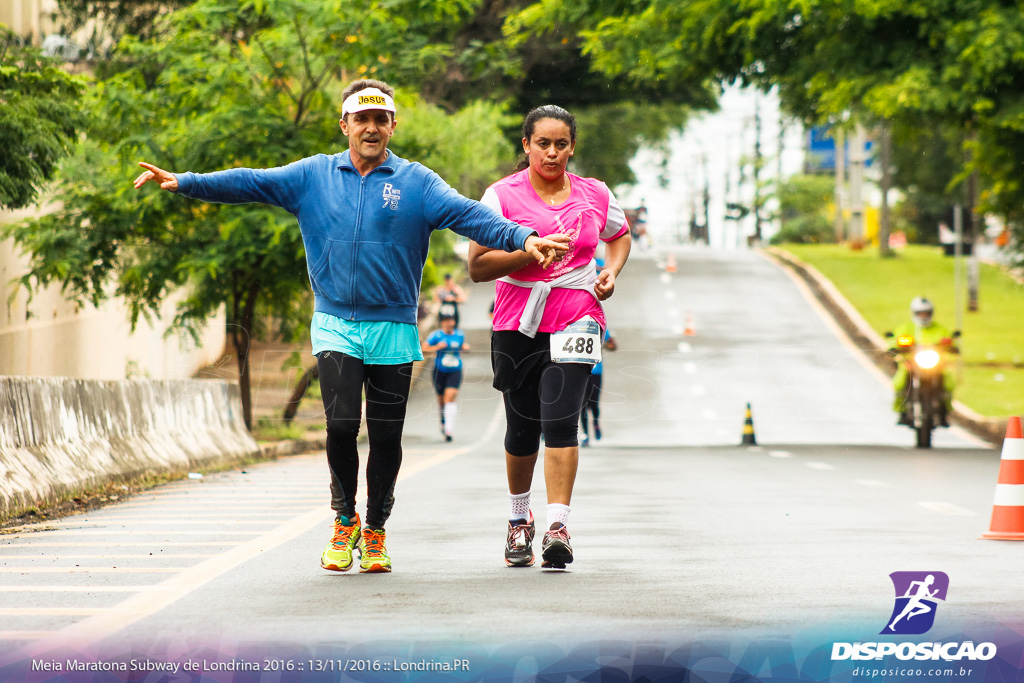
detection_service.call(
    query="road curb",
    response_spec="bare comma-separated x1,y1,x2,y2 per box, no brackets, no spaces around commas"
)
762,246,1006,447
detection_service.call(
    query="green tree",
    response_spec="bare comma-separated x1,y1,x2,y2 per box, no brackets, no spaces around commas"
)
1,0,517,430
770,174,835,245
529,1,1024,259
0,26,86,210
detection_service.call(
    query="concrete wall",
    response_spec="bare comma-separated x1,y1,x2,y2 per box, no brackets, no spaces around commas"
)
0,0,55,42
0,376,260,518
1,210,227,380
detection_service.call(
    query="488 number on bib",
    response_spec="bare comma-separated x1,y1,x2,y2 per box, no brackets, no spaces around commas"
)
549,317,601,365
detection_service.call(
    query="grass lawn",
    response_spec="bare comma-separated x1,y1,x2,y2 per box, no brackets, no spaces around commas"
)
776,244,1024,418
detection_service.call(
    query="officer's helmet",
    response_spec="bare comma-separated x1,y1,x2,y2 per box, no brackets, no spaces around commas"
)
910,296,934,327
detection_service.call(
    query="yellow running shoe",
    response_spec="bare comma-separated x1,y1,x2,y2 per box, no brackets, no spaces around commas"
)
359,528,392,573
320,513,362,572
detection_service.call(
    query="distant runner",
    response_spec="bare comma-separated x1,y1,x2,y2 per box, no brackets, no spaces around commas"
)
434,273,466,327
580,327,616,447
423,314,468,442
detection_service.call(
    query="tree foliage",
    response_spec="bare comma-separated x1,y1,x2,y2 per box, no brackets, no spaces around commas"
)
0,27,86,210
770,174,836,245
535,0,1024,257
2,0,519,429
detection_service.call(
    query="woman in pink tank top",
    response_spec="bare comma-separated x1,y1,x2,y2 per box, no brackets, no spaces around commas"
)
468,105,631,570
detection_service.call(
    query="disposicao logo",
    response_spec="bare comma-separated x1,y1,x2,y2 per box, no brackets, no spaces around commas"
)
830,571,997,663
882,571,948,635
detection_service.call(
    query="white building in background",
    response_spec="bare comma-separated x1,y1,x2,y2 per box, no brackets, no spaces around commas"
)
0,1,227,380
620,86,806,249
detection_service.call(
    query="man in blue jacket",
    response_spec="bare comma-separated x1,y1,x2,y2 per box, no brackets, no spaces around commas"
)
134,78,568,574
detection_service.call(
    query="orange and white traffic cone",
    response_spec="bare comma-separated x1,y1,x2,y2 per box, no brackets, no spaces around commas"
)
666,252,677,273
684,311,696,336
982,416,1024,540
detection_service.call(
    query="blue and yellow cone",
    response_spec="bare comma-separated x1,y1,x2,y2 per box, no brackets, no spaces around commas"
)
741,403,757,446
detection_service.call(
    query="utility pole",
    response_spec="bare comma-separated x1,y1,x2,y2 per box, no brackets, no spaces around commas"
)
702,153,711,245
753,93,763,243
878,121,893,257
849,122,867,245
965,131,981,312
834,126,846,242
777,111,785,238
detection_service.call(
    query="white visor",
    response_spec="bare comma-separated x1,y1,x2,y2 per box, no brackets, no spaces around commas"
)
342,88,396,117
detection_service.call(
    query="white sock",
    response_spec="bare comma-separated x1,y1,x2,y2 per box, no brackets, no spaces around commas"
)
547,503,571,529
443,402,458,436
509,491,531,522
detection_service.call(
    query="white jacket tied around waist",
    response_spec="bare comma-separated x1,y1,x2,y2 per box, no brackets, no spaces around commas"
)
498,260,602,338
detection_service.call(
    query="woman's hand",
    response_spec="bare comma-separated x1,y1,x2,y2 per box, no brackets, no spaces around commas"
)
594,268,617,300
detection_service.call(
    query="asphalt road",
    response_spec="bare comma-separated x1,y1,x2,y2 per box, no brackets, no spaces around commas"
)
1,246,1017,675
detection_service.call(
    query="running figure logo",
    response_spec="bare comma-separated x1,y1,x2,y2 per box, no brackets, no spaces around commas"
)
881,571,949,635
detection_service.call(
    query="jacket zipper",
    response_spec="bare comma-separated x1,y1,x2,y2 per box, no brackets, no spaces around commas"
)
350,175,367,320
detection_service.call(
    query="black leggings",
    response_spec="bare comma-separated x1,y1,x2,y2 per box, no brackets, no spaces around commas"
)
316,351,412,529
580,373,602,436
492,331,592,456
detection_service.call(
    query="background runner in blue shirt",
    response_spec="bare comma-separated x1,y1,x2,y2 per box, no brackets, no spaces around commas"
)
423,315,469,442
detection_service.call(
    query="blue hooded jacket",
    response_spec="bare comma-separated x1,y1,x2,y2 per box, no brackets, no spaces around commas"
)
174,150,534,324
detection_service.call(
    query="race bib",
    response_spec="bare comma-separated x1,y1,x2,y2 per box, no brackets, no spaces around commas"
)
550,317,602,365
440,353,461,368
439,303,457,317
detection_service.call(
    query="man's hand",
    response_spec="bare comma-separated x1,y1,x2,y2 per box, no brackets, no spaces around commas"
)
134,162,179,192
594,268,617,300
524,233,570,269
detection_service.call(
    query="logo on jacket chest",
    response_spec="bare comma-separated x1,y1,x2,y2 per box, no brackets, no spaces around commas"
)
382,183,401,210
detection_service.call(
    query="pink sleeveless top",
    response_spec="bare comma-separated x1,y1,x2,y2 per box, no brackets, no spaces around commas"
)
480,169,629,334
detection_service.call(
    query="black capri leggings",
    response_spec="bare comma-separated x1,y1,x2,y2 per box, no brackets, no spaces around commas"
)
491,331,593,456
316,350,412,529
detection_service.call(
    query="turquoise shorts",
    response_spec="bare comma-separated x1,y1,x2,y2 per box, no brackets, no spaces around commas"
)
310,312,423,364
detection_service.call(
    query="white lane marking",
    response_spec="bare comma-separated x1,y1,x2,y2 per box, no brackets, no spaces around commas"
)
149,486,323,494
110,504,311,511
918,502,977,516
0,586,156,592
23,401,507,656
0,631,57,640
856,479,890,487
0,567,189,573
0,542,242,548
2,531,263,538
0,554,218,560
0,607,127,616
805,462,835,471
768,450,792,458
44,519,289,526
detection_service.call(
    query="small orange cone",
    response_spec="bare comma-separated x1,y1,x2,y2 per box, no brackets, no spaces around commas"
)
982,416,1024,540
741,403,757,446
666,252,677,273
684,311,696,336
